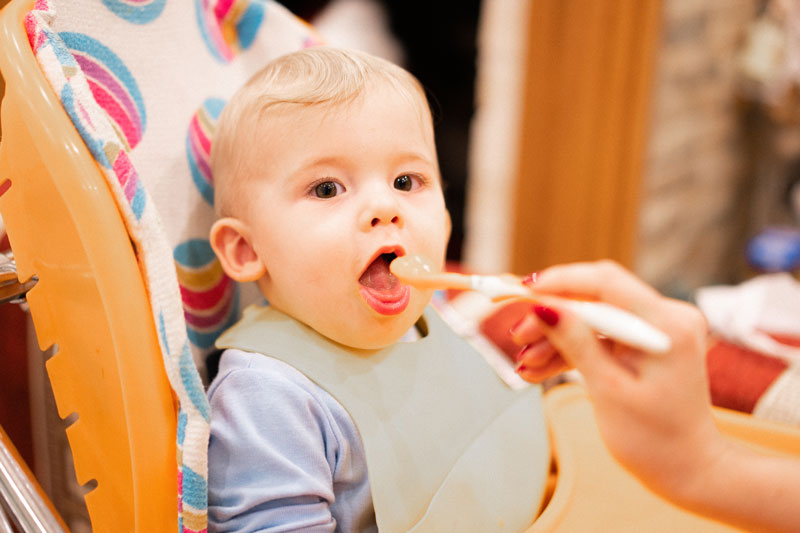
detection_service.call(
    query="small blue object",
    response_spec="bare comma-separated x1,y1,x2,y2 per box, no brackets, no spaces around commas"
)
746,226,800,272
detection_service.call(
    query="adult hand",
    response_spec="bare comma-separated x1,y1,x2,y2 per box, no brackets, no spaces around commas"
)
512,261,800,532
512,261,719,500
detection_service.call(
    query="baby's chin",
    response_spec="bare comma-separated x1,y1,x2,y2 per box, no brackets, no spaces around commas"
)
310,296,431,350
268,287,434,350
318,312,423,351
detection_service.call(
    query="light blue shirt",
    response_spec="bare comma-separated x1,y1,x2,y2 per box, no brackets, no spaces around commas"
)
207,349,377,532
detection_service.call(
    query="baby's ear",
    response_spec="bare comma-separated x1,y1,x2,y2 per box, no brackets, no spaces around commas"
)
209,218,266,282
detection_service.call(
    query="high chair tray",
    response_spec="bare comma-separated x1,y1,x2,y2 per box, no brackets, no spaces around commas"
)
531,383,800,532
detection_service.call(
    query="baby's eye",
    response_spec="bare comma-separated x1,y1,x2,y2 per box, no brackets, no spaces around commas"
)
313,180,344,198
394,174,422,192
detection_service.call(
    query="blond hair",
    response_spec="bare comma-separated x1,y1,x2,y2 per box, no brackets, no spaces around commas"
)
211,46,431,217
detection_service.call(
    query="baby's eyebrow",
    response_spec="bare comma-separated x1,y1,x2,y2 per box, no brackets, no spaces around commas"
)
294,152,436,172
297,155,346,169
391,151,436,167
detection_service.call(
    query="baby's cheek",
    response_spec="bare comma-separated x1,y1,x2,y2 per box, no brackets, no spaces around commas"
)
417,217,449,251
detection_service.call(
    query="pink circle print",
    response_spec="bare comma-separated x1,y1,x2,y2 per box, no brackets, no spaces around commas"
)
59,32,146,151
195,0,265,63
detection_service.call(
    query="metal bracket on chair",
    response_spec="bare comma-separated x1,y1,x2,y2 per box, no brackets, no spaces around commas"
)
0,251,36,305
0,425,67,532
0,501,14,533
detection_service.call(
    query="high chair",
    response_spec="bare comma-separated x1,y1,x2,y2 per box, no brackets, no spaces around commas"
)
1,0,799,531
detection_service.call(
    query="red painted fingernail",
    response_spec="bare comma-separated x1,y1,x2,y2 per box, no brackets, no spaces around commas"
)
522,272,539,285
533,305,559,327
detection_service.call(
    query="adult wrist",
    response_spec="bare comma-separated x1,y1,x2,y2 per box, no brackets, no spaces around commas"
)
667,430,740,514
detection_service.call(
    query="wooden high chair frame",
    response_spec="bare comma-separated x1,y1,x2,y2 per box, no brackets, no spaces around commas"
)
1,0,800,531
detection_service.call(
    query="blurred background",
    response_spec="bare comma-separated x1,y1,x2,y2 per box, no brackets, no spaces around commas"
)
279,0,800,297
2,0,800,528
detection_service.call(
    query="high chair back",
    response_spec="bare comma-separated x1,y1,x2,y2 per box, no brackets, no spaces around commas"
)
0,0,318,530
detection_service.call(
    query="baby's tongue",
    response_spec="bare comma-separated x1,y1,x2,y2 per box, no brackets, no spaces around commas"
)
359,257,399,291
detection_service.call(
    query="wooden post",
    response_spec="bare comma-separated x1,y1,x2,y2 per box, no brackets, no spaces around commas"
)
510,0,662,274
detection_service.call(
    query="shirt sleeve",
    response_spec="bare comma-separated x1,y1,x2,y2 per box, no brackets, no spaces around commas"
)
208,361,343,532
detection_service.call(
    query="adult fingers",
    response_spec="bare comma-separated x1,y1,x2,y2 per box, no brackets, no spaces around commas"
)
515,337,569,382
516,353,570,383
509,311,545,346
514,337,559,366
529,300,627,386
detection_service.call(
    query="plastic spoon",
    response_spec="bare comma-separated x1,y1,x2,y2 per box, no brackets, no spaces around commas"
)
390,254,672,354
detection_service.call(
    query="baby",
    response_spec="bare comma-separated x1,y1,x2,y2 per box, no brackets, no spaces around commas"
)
206,47,548,532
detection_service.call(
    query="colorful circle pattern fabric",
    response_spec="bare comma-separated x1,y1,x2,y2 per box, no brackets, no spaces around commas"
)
195,0,265,63
59,32,146,151
186,98,226,206
101,0,166,24
174,239,240,350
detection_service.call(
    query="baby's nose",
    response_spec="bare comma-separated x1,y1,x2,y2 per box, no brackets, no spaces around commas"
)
370,213,400,227
361,188,403,230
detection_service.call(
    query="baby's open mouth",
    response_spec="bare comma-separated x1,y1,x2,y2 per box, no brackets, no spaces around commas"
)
359,253,400,291
358,251,410,315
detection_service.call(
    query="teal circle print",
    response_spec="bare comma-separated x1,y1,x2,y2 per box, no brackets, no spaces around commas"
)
101,0,166,24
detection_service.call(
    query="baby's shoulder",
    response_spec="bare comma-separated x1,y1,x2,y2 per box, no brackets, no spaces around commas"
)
207,348,351,437
209,348,320,398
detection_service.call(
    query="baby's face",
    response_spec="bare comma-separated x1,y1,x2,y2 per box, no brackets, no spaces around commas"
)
237,84,449,349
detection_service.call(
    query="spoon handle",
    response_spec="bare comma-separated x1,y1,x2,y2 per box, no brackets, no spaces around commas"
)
559,300,672,354
467,274,672,354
